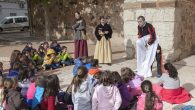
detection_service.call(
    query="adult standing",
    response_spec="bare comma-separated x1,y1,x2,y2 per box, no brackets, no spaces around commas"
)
72,12,88,59
94,16,112,65
136,16,159,78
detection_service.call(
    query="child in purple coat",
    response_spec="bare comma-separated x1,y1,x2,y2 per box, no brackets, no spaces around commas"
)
112,71,132,110
120,67,144,97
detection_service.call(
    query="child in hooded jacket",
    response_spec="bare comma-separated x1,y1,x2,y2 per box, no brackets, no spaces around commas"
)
92,70,122,110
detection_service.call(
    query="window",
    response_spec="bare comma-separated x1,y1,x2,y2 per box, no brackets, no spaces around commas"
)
15,17,27,23
19,3,25,8
10,13,17,16
4,18,13,24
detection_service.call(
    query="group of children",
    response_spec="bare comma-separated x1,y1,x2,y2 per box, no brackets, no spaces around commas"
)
22,41,74,71
0,40,193,110
70,60,192,110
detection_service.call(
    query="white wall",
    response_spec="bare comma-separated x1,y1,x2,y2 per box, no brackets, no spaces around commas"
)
0,2,27,21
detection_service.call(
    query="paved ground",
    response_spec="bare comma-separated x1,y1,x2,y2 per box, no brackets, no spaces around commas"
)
0,33,194,109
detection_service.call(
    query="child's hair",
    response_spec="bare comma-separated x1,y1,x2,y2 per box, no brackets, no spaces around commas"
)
100,70,113,86
20,55,30,66
0,77,4,87
18,68,29,82
12,62,21,70
10,50,21,65
93,71,102,79
38,46,44,52
44,74,60,97
0,62,3,70
3,78,15,103
61,46,67,50
164,63,178,79
112,71,122,84
141,80,158,110
120,67,135,83
73,66,88,92
26,42,32,46
35,75,46,88
0,62,3,67
91,59,99,67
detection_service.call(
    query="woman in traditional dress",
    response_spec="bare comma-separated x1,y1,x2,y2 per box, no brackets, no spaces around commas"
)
94,16,112,65
72,12,88,59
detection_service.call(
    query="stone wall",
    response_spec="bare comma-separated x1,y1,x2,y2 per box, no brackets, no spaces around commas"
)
31,0,124,45
123,0,195,61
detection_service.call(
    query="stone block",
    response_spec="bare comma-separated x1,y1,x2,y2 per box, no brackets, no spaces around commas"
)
152,22,174,36
145,8,157,21
158,36,174,51
124,0,137,3
158,1,176,8
124,21,138,36
123,2,141,10
123,10,135,21
153,9,164,22
163,8,175,22
141,2,157,8
135,9,146,19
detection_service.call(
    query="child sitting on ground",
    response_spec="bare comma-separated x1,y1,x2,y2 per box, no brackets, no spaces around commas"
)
154,63,191,104
137,80,163,110
3,78,23,110
92,70,122,110
50,40,61,54
18,68,31,98
40,74,60,110
88,59,99,77
72,66,93,110
22,42,33,53
7,62,21,78
58,46,74,66
10,50,21,70
112,71,132,110
42,48,60,70
120,67,144,97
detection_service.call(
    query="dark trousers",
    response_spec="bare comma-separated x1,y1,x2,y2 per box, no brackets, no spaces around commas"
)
45,63,60,70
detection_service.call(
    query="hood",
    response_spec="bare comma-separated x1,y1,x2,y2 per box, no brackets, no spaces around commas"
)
88,68,100,75
78,80,89,93
101,85,115,98
46,49,56,55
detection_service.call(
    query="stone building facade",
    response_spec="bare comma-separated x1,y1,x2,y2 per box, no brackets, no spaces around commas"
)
124,0,195,61
31,0,195,61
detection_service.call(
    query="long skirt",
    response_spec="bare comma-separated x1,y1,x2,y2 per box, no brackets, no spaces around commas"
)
74,40,88,59
136,35,159,78
153,84,192,104
94,37,112,64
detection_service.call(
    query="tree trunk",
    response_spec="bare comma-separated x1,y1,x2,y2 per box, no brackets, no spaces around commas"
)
44,4,50,41
27,0,34,36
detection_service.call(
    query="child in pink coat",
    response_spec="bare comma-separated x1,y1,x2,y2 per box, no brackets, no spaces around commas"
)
137,80,163,110
92,70,122,110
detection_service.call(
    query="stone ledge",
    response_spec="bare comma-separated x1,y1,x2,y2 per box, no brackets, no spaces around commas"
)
123,0,177,9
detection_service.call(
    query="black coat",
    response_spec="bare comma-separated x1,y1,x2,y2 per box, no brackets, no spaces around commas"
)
95,23,112,41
